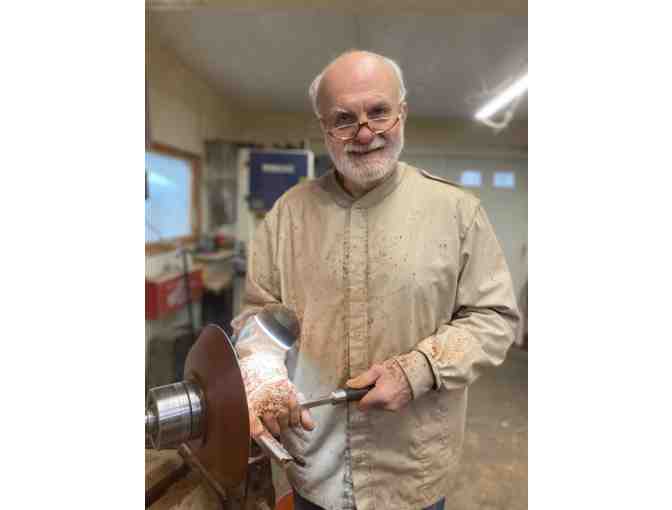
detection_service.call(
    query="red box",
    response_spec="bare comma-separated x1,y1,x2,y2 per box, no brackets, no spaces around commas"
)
145,269,204,320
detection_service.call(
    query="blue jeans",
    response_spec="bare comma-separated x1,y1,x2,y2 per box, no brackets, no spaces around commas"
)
293,490,445,510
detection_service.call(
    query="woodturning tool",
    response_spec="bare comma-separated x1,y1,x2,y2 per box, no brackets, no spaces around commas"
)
300,385,375,409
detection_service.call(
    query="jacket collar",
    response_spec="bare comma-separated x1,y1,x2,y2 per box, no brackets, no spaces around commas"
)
318,161,407,209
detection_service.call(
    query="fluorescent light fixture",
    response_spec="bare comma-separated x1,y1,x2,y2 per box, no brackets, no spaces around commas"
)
475,73,528,121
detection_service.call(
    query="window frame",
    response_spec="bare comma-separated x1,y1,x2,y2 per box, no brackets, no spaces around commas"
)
145,142,202,255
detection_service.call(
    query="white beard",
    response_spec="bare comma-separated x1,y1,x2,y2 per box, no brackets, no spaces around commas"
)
327,126,404,187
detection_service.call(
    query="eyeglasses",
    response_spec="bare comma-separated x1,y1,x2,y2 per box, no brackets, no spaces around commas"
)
319,102,404,142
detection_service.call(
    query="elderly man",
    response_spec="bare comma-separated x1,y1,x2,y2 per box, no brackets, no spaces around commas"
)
233,50,520,510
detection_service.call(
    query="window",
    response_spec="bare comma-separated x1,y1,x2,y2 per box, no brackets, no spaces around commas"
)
460,170,482,188
145,144,201,252
493,171,516,189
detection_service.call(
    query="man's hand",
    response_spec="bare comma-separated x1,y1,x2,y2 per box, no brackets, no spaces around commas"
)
253,382,316,438
243,367,315,439
346,358,413,412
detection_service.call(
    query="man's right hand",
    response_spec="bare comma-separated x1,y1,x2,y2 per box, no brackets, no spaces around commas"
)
246,375,315,439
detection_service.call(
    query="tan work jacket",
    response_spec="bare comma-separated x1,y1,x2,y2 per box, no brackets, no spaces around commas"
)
242,162,520,510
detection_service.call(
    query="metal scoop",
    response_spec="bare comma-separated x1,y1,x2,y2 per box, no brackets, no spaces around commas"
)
252,306,299,352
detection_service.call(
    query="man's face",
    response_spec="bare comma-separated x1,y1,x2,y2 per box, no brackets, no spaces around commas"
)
318,56,407,189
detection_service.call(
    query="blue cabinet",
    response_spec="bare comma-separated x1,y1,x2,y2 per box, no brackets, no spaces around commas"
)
248,150,313,212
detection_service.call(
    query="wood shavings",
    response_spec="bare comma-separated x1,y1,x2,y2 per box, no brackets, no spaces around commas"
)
239,354,294,420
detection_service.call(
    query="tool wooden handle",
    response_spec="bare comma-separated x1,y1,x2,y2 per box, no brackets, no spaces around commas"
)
344,385,375,401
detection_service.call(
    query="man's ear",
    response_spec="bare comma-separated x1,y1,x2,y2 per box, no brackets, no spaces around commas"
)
401,101,408,121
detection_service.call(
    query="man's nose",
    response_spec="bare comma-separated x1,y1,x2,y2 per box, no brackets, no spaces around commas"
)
354,122,376,145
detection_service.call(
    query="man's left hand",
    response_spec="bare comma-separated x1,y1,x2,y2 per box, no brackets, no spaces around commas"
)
346,359,413,412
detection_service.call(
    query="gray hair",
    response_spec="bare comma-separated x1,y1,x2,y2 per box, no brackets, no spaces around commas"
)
308,50,407,117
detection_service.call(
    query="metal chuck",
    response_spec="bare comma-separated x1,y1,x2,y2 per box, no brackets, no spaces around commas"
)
145,380,204,449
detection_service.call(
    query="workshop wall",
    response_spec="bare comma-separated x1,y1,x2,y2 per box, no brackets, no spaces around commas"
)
146,28,237,157
145,29,237,341
145,26,241,261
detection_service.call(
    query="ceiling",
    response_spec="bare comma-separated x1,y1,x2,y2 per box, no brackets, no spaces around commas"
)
148,4,527,121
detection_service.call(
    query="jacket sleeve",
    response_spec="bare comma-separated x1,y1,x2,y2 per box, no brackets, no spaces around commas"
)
231,208,284,362
402,204,520,395
246,209,282,309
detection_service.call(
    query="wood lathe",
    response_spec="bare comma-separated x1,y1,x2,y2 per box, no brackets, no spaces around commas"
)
145,308,301,509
